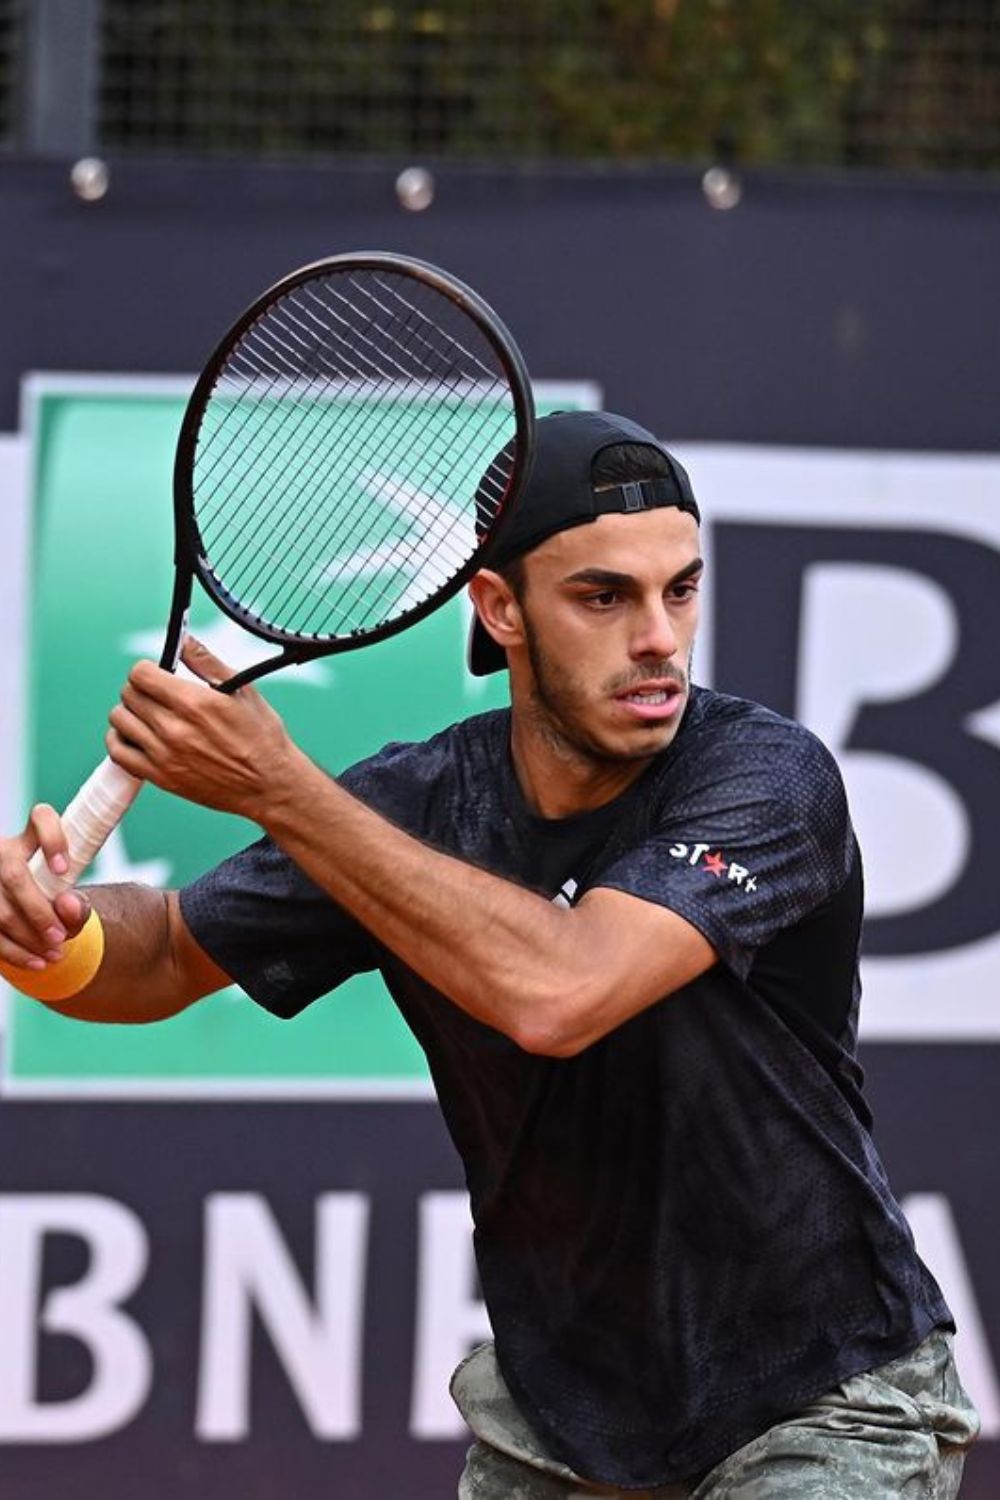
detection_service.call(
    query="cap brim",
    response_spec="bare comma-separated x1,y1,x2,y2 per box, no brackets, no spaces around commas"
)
467,615,507,676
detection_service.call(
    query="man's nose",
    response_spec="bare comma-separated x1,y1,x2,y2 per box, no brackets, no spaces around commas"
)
630,602,678,660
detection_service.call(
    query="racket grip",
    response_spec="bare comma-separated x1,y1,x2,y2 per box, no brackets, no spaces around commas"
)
27,758,143,898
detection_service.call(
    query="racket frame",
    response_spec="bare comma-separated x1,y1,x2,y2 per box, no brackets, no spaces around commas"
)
161,252,535,693
26,254,534,897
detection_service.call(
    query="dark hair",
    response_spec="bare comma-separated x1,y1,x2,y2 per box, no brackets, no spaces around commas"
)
499,441,670,598
591,441,672,489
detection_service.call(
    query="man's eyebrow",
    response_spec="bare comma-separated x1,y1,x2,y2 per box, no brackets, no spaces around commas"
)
669,557,704,585
562,557,704,588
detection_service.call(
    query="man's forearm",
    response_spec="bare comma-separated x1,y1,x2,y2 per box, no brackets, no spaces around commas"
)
262,753,593,1053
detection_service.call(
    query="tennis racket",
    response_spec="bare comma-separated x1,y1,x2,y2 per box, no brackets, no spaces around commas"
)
29,251,534,898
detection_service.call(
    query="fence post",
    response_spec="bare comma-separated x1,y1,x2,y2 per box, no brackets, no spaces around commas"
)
20,0,101,155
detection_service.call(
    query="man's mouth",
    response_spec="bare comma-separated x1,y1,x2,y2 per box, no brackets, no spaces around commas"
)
612,680,685,721
620,687,673,705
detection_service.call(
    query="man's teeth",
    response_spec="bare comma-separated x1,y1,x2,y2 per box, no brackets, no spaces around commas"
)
624,689,669,703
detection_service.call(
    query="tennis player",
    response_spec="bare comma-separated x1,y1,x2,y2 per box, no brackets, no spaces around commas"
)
0,412,980,1496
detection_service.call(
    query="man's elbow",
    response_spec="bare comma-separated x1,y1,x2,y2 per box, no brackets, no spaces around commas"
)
509,980,607,1059
509,964,689,1058
516,1020,587,1059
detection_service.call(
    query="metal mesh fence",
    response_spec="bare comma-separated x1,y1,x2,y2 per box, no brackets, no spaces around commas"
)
846,0,1000,171
4,0,1000,171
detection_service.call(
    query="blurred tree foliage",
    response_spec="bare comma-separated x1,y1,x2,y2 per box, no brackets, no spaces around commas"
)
93,0,1000,171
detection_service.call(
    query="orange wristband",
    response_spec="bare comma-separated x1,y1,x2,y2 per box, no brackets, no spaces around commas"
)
0,910,105,1002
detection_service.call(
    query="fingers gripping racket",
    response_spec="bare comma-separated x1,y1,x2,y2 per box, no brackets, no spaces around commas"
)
29,253,534,898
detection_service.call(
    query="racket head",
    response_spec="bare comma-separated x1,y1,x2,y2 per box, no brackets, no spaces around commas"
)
171,253,535,659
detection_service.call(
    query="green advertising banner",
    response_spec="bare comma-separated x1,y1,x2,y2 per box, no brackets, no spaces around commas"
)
8,377,597,1095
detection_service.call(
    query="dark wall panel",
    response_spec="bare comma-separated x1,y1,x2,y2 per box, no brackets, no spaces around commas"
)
0,158,998,450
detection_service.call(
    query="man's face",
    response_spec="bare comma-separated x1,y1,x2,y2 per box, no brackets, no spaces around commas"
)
510,506,702,764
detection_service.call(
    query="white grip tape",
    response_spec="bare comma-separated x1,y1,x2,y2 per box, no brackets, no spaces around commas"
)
28,757,143,898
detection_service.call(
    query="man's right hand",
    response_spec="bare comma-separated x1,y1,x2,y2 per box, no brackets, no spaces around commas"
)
0,804,90,972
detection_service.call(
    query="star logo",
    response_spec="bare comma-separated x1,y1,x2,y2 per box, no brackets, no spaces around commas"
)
667,842,759,894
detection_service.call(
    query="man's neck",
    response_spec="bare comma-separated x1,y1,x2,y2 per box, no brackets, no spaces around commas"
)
508,709,652,819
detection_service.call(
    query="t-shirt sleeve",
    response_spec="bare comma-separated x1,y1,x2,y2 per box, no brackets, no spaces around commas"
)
179,835,378,1018
594,719,855,979
176,734,445,1018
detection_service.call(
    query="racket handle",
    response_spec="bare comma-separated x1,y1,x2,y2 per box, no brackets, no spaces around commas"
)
27,758,143,898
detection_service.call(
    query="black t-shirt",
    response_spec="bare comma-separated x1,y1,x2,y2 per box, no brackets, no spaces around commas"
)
179,686,951,1488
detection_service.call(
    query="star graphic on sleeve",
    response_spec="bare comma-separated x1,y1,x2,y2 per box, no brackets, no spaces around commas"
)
703,850,728,877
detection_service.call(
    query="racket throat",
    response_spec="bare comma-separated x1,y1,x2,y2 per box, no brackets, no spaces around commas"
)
220,646,321,695
160,571,194,672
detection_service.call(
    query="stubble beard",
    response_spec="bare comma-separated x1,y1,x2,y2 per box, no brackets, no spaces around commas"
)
521,614,691,769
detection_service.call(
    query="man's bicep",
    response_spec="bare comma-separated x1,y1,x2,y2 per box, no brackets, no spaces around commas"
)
570,887,717,1042
167,890,233,1003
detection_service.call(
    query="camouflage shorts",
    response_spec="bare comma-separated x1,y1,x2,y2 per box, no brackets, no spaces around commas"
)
451,1329,980,1498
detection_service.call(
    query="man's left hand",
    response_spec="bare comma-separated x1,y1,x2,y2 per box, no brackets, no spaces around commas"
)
106,637,303,821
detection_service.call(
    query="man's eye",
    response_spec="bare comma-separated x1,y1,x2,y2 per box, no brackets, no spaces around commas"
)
670,582,700,602
585,591,621,608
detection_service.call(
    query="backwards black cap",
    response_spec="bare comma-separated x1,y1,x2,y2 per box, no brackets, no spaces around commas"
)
468,410,700,676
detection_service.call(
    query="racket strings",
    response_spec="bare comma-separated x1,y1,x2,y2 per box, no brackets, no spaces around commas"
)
318,280,451,386
211,307,505,541
295,291,508,589
335,383,517,629
196,277,427,532
307,398,515,636
191,267,520,638
302,295,514,597
202,265,445,463
211,298,502,626
200,307,426,599
229,327,500,591
203,272,507,552
356,272,504,384
203,280,480,563
294,390,512,637
196,334,347,572
298,277,511,505
208,299,385,506
285,295,475,551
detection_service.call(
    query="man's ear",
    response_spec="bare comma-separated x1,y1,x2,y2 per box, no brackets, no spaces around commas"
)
468,569,526,653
